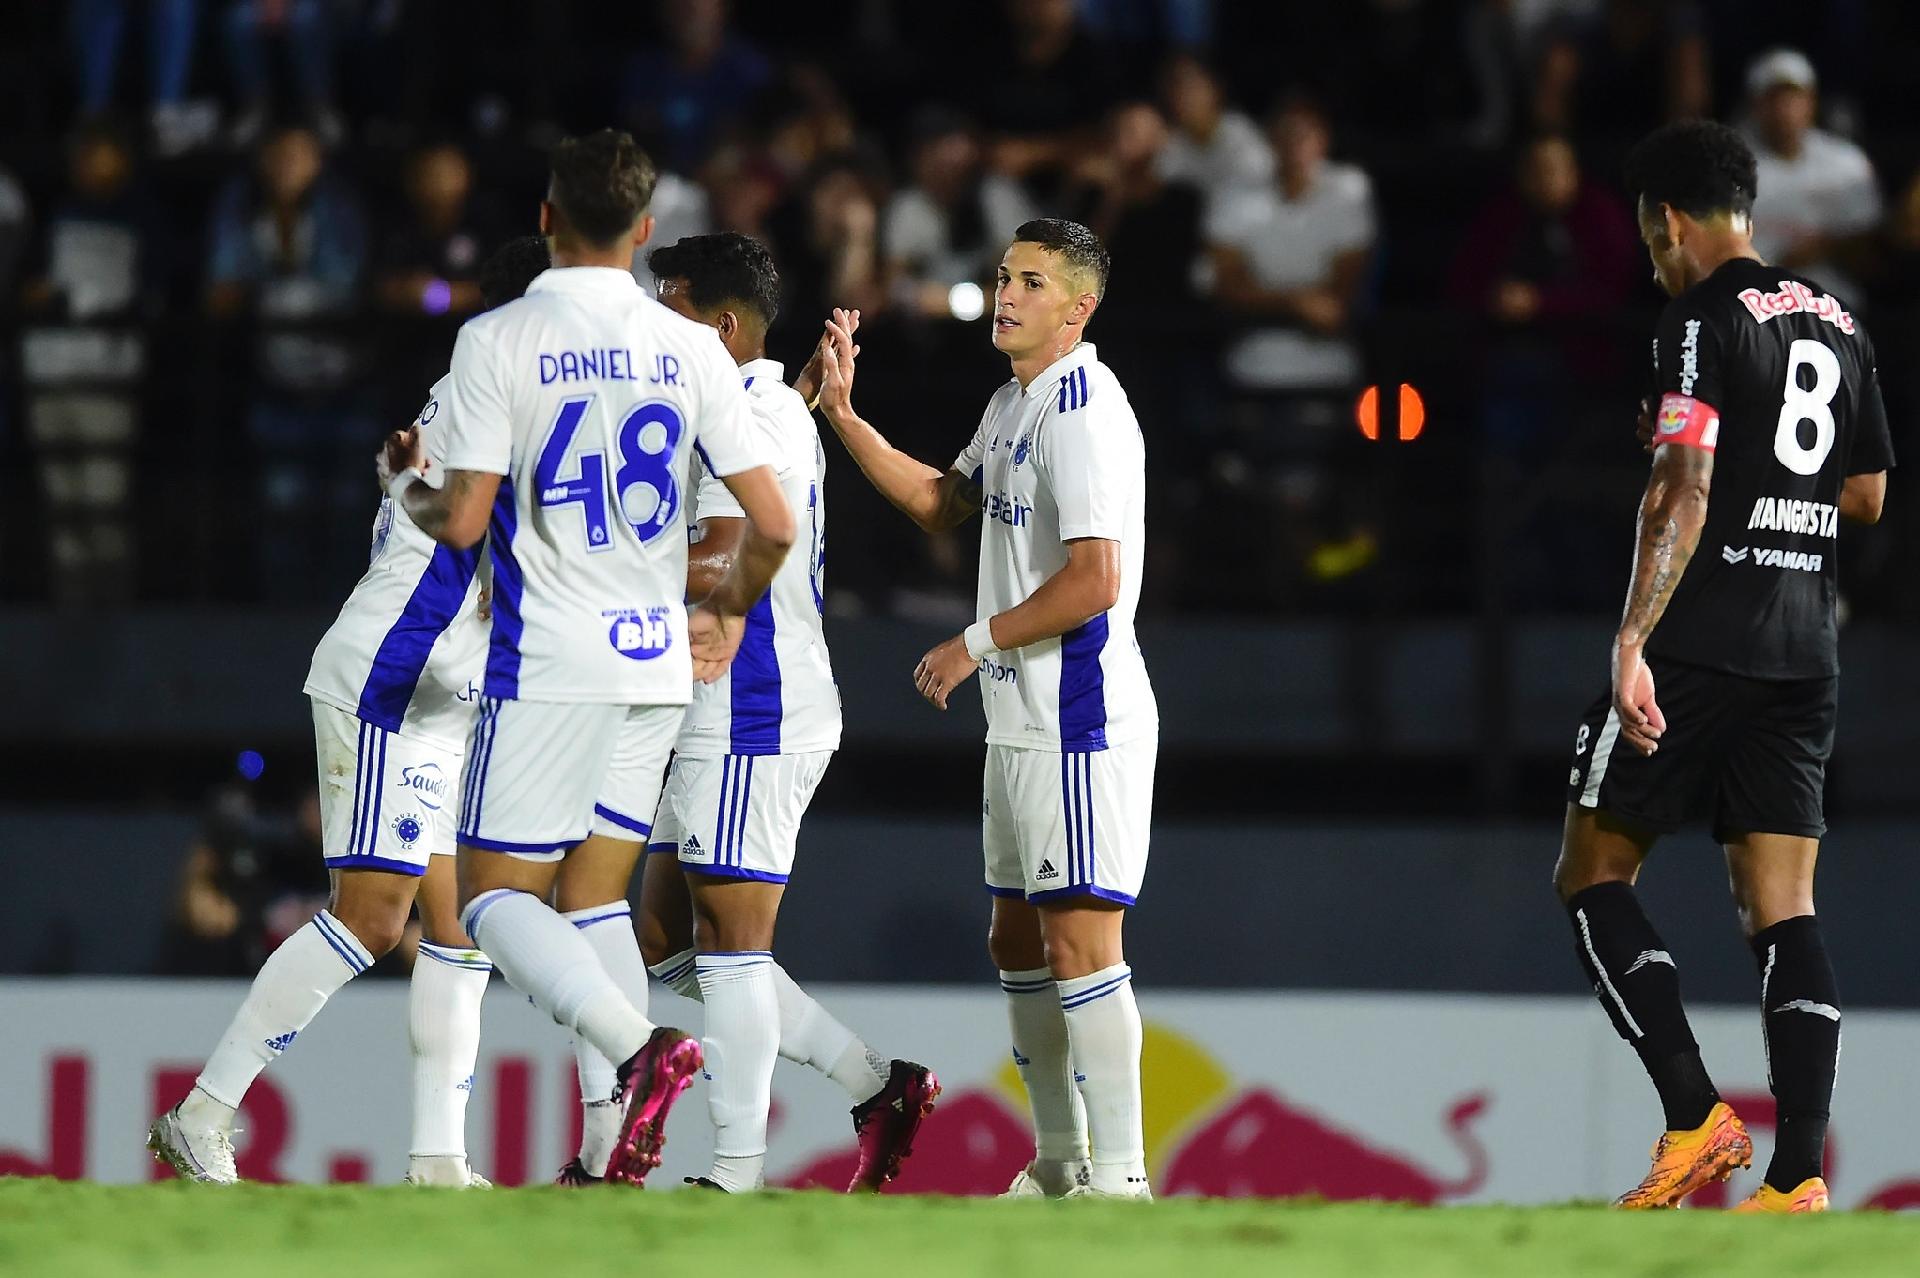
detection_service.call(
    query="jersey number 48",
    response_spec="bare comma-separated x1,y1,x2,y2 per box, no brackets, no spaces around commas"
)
535,397,685,549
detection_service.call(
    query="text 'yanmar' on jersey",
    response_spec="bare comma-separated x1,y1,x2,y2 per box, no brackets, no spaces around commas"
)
431,266,772,704
1645,258,1895,679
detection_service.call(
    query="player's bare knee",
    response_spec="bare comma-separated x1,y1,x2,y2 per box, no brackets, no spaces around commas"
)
637,909,684,967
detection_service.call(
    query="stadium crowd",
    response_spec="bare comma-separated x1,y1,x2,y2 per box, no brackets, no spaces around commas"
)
0,0,1914,620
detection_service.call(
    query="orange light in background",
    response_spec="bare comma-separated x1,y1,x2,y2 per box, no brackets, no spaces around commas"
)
1355,384,1380,440
1397,382,1426,441
1354,383,1427,441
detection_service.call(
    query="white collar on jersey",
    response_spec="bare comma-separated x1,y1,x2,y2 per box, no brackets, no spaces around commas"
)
524,266,643,296
740,357,786,386
1018,341,1098,399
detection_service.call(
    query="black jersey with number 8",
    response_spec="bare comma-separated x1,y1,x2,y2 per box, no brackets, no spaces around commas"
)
1642,258,1896,679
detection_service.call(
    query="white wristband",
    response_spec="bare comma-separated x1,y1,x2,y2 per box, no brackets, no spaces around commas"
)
963,618,999,662
387,467,424,503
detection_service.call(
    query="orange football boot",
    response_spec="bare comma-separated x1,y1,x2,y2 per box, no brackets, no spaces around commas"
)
1732,1177,1830,1213
1615,1101,1754,1208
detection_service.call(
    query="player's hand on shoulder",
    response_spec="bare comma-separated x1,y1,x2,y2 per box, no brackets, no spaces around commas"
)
914,634,978,711
1635,396,1656,455
378,425,424,490
688,603,746,684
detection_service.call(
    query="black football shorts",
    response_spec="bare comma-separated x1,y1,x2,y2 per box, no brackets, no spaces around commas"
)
1565,657,1836,842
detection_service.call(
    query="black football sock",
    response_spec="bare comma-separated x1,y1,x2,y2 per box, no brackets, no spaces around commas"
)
1566,882,1720,1130
1751,915,1840,1191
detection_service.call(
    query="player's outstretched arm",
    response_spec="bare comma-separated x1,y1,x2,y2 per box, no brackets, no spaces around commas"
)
815,313,981,533
688,465,795,683
379,428,499,550
913,538,1121,711
1612,442,1714,756
686,517,746,598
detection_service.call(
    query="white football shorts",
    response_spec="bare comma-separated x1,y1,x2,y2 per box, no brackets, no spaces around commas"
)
648,751,833,884
982,738,1156,905
458,698,681,860
313,699,462,874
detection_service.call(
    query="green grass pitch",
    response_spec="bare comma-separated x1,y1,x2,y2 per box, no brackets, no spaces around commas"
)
4,1180,1918,1277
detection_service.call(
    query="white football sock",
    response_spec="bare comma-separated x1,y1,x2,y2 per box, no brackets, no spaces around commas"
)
462,890,653,1067
408,941,491,1159
650,946,888,1103
195,911,371,1108
648,946,702,999
696,952,779,1191
563,902,649,1107
1058,963,1148,1194
1001,967,1089,1165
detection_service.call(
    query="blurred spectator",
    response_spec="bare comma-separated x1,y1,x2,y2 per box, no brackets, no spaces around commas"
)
631,169,713,291
759,66,859,188
68,0,214,154
1533,0,1709,167
207,125,370,595
884,109,1035,320
18,123,154,604
1068,103,1205,331
1449,134,1637,341
1155,54,1272,211
621,0,772,174
1206,94,1375,392
1743,48,1880,294
973,0,1121,189
158,785,328,977
0,164,29,303
766,156,888,350
373,143,489,318
225,0,347,148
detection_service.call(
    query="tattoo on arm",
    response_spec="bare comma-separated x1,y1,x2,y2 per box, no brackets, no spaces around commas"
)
403,469,477,539
1619,448,1712,646
935,471,984,530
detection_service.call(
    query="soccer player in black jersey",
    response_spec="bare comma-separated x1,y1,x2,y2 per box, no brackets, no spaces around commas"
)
1554,120,1895,1213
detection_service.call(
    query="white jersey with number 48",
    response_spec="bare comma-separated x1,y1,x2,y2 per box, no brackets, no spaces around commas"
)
433,266,771,706
952,342,1157,752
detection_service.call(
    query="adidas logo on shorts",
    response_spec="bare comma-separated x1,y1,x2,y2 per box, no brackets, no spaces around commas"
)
1036,859,1059,880
683,833,705,859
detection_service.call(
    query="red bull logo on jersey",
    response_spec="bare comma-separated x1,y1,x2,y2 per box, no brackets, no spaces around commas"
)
605,606,674,661
1737,279,1856,334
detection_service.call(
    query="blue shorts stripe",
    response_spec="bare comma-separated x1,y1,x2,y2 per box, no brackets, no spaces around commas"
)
985,883,1026,898
459,832,581,856
349,720,374,858
1026,883,1137,907
682,861,788,885
647,842,680,857
1081,754,1096,889
714,756,734,867
368,728,390,856
592,803,651,837
324,852,426,877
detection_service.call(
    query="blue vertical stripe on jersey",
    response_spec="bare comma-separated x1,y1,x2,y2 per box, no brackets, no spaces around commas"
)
484,479,525,700
1059,613,1110,751
355,544,481,732
729,590,783,753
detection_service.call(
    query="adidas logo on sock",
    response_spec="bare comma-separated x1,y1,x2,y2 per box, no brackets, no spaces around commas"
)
457,1074,475,1092
264,1031,298,1053
1036,859,1059,880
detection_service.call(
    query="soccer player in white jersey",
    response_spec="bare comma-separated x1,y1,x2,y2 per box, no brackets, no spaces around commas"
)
817,219,1158,1199
561,231,935,1193
147,237,553,1188
384,130,797,1186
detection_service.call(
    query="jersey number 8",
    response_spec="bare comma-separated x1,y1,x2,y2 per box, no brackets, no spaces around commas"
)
535,397,685,549
1774,338,1840,477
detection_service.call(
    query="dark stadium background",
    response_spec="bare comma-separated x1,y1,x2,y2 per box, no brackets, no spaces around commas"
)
2,0,1917,1009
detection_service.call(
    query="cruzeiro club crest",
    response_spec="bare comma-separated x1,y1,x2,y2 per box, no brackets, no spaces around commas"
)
391,812,425,849
1012,433,1033,467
